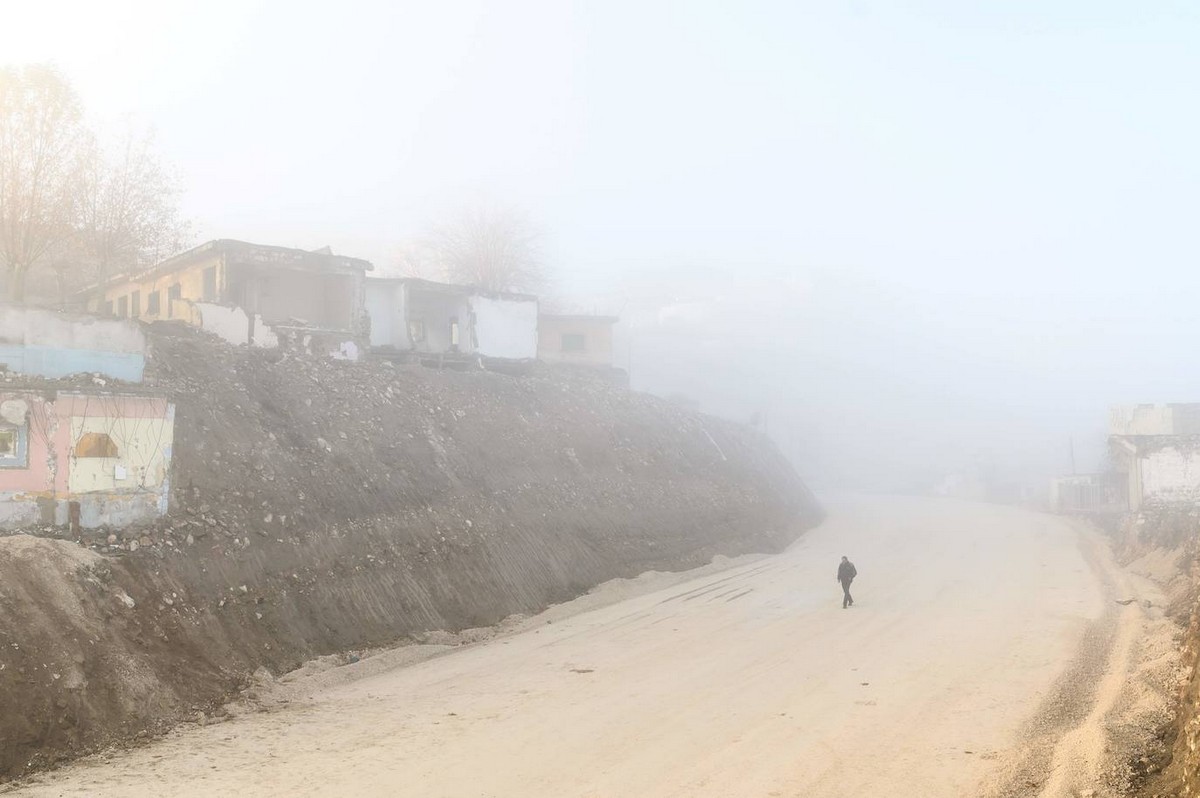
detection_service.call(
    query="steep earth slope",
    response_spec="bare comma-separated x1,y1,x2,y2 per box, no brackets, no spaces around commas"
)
0,323,819,778
1115,509,1200,798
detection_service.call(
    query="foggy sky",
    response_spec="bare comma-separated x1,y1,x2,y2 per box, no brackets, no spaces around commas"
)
6,1,1200,490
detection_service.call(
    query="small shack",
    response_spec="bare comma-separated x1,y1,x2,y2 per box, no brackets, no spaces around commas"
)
537,314,618,367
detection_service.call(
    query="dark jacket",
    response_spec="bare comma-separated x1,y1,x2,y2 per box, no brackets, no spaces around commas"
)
837,561,857,583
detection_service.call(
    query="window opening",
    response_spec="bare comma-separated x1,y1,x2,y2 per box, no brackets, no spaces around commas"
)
76,432,119,458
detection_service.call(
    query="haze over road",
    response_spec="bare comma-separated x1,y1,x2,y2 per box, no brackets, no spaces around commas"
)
8,498,1105,798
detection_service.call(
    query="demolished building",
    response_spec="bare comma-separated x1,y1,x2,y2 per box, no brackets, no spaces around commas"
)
365,277,538,360
1108,403,1200,511
0,306,175,529
79,239,373,354
0,389,175,529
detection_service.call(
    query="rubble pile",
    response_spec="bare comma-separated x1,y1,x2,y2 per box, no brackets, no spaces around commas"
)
0,321,819,778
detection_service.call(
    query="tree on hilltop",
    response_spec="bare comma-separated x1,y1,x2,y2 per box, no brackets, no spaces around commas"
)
0,65,89,302
423,203,547,294
0,65,188,304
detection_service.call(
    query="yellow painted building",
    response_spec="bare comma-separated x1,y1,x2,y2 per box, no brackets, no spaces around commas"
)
83,239,372,333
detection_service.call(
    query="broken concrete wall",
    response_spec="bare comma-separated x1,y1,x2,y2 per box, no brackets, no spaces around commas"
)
1113,437,1200,511
0,390,174,529
182,300,358,359
469,294,538,360
365,280,401,348
1140,444,1200,506
0,305,145,382
180,302,279,349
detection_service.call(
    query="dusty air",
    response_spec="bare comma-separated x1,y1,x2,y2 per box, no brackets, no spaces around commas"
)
0,2,1196,797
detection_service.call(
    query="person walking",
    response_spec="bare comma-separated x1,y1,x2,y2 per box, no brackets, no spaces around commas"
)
837,556,857,609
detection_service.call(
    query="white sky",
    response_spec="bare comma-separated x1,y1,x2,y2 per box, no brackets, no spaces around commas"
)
5,1,1200,489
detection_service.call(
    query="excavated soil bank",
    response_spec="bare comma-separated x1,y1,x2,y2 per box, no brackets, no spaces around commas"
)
0,323,819,779
1121,509,1200,798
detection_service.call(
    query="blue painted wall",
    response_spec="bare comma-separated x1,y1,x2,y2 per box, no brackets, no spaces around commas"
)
0,344,145,383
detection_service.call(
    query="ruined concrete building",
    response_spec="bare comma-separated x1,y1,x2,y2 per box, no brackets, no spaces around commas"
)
1109,403,1200,510
79,240,373,353
0,389,175,529
0,306,175,529
366,278,539,360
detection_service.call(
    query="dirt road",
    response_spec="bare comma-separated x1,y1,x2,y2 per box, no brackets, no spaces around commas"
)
7,498,1115,797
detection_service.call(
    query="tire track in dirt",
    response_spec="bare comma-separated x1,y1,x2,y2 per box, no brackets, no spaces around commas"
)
977,523,1165,798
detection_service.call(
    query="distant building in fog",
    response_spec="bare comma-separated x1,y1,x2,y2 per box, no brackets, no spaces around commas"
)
1048,473,1126,513
1109,403,1200,511
537,314,617,367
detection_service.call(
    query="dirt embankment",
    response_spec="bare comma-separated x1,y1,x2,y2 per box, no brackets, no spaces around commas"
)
0,323,820,779
1162,605,1200,798
1115,509,1200,798
970,516,1183,798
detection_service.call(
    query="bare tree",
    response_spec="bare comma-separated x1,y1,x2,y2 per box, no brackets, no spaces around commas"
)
75,128,189,286
1,66,189,306
0,65,89,302
424,204,546,293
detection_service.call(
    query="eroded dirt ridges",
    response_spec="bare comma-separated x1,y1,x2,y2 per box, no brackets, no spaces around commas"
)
0,323,820,779
1105,509,1200,798
1168,602,1200,798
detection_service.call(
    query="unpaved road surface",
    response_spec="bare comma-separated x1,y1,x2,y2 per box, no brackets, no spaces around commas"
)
8,497,1110,798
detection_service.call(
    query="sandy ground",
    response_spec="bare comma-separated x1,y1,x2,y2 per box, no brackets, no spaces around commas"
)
6,497,1130,798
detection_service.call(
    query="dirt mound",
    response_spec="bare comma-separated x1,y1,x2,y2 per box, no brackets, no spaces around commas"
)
0,322,820,778
0,536,235,776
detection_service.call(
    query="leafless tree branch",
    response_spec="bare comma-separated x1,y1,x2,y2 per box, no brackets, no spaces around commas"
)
423,203,547,293
0,66,189,305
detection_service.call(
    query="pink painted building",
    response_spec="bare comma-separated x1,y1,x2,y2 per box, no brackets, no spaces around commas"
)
0,390,175,529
